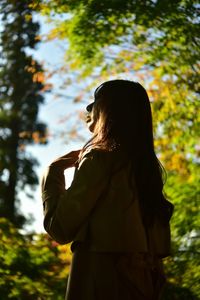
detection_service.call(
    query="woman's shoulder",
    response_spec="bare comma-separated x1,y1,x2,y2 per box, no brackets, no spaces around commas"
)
78,148,129,174
78,147,122,167
80,147,125,161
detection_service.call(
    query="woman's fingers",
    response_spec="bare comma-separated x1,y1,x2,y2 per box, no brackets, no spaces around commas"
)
61,150,81,159
49,150,81,169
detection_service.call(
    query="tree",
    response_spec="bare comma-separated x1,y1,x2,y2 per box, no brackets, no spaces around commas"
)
0,0,48,227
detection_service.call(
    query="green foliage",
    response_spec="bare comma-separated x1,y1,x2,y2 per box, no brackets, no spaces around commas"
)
162,171,200,299
0,218,71,299
0,0,48,226
38,0,199,93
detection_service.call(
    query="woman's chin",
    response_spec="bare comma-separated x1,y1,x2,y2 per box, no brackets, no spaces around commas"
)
87,121,95,133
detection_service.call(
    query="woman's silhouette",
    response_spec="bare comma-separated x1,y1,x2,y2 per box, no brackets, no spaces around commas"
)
41,80,173,300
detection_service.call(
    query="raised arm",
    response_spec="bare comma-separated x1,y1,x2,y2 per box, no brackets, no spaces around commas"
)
41,150,111,244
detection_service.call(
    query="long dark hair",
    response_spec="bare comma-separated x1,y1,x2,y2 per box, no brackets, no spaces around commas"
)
82,79,167,226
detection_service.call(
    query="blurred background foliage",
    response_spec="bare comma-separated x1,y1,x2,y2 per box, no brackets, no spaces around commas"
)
0,0,199,299
0,218,71,299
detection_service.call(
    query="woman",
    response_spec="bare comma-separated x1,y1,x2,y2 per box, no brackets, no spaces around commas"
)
41,79,174,300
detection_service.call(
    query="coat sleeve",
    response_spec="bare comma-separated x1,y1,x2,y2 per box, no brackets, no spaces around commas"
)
41,150,111,244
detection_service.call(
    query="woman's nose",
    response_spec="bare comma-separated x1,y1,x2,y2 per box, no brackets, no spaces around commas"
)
86,103,94,112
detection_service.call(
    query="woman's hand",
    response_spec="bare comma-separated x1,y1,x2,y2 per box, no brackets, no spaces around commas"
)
49,150,81,170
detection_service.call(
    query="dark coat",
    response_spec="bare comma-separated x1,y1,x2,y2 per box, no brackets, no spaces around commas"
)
41,149,172,299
